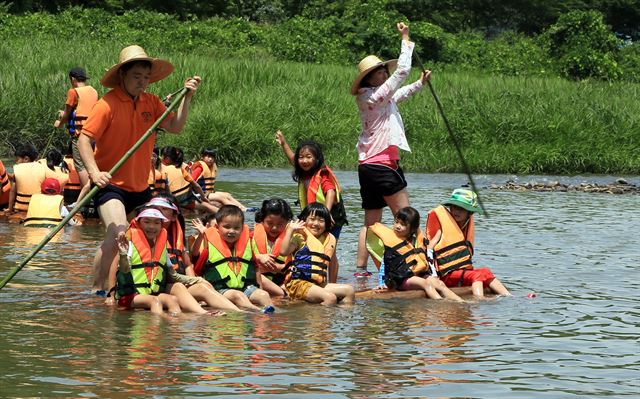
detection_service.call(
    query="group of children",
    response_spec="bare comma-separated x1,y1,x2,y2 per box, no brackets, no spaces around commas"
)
0,128,510,317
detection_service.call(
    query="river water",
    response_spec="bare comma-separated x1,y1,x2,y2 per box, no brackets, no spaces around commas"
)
0,169,638,398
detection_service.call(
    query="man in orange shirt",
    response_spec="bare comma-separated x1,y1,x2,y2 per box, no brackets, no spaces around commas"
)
54,67,99,205
78,45,201,296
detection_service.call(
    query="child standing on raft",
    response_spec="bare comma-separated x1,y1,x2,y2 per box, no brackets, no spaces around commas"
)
426,188,510,299
193,205,275,313
251,198,294,298
114,208,222,316
280,202,355,306
366,207,463,301
275,130,347,283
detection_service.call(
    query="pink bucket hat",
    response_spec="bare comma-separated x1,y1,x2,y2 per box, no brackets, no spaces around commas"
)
147,197,178,212
135,208,168,221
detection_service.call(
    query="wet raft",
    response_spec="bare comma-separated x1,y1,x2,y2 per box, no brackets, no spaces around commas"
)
355,286,489,300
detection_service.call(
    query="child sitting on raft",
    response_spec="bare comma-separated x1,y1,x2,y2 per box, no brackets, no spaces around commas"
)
280,202,355,306
192,205,275,313
190,148,248,211
425,188,510,299
365,206,463,301
146,195,241,312
160,146,218,213
251,198,294,298
275,130,348,283
114,208,223,316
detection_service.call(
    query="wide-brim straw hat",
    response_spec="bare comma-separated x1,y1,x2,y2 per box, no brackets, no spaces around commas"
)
100,45,174,88
443,188,483,214
350,55,398,95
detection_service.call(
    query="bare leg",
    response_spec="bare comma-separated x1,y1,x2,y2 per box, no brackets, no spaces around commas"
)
471,281,485,298
430,277,464,302
188,283,241,311
168,283,207,314
383,188,410,215
324,283,355,304
489,278,510,296
207,192,246,212
157,293,182,316
356,209,382,269
93,199,127,291
249,288,273,307
304,285,338,306
130,294,164,315
260,278,286,298
194,201,219,214
404,276,443,300
223,290,261,311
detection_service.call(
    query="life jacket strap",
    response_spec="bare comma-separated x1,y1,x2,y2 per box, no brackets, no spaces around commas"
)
439,259,473,277
23,217,62,223
209,256,251,268
434,240,473,257
130,261,164,269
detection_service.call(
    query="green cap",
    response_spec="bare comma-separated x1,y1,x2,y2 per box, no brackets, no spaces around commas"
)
443,188,483,214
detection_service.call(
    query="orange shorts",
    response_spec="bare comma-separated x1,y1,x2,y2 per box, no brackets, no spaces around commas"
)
442,268,495,288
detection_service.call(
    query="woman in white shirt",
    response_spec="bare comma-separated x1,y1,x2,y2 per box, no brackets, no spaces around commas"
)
351,22,431,275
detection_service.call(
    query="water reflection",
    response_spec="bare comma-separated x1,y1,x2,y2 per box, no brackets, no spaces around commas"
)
0,171,639,398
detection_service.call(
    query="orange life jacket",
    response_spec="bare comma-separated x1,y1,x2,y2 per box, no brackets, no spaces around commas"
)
63,156,81,200
0,160,11,206
13,162,47,212
67,85,99,137
148,168,167,192
23,193,63,227
166,220,187,274
366,222,429,278
251,223,291,286
165,164,191,199
297,166,348,227
195,160,217,194
428,205,475,276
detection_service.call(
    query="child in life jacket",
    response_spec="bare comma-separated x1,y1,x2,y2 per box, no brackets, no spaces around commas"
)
280,202,355,305
147,195,241,312
275,130,348,283
23,178,79,227
366,207,463,301
426,188,510,299
160,146,218,214
148,146,168,194
190,148,248,211
114,208,224,316
0,159,12,211
193,205,275,313
7,143,46,216
251,198,294,298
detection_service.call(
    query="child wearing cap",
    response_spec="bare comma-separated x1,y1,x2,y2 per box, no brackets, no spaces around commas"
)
425,188,510,298
147,195,242,312
114,207,223,316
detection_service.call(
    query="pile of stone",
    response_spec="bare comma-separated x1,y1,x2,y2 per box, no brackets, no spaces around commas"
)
490,178,639,194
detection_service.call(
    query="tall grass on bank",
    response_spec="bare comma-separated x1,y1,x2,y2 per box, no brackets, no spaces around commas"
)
1,37,638,174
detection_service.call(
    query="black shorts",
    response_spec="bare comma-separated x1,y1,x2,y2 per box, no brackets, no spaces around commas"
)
358,163,407,210
94,184,151,215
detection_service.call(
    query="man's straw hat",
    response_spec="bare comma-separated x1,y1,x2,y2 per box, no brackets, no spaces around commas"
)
100,45,174,88
350,55,397,95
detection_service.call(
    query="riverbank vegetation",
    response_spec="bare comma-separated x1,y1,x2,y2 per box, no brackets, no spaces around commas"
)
0,3,638,174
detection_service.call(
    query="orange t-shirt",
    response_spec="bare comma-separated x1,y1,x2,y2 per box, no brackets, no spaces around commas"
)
65,88,79,108
82,86,173,192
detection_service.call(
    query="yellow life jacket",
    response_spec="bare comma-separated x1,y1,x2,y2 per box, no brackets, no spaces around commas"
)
297,166,348,227
165,164,191,199
23,193,63,227
428,205,475,276
148,168,167,192
251,223,291,286
195,160,217,194
366,222,429,273
200,225,256,291
67,85,99,137
115,222,169,298
13,162,47,212
286,229,335,287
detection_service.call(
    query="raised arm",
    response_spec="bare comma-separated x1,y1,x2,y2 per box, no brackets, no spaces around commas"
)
279,220,306,256
275,130,295,166
162,76,201,133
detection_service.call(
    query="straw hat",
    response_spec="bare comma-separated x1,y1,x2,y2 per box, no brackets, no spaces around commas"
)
100,45,174,88
443,188,483,214
350,55,398,95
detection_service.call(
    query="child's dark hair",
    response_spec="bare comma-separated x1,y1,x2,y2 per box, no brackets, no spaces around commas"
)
161,146,184,167
362,65,390,88
202,213,216,225
395,206,420,240
215,205,244,224
14,143,38,162
299,202,332,231
45,148,69,173
292,140,324,182
255,198,293,223
120,60,152,74
201,148,217,159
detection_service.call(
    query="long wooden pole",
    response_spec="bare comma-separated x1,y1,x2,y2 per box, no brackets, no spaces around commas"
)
0,87,189,290
413,52,488,216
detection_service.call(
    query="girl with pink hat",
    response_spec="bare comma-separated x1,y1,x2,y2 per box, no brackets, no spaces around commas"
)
352,22,432,276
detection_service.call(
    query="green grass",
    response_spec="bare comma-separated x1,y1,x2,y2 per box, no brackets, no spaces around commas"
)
1,37,639,174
